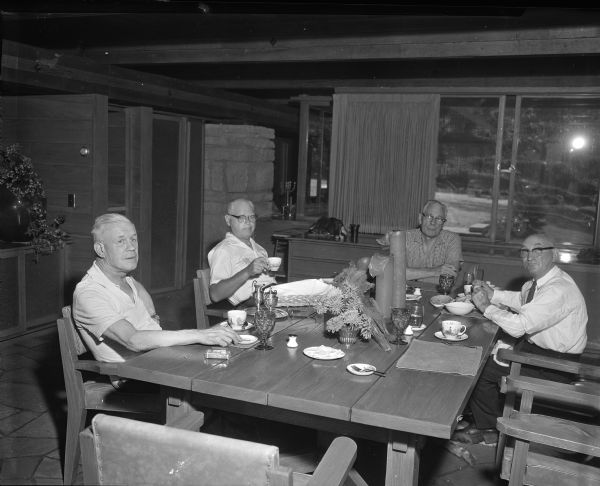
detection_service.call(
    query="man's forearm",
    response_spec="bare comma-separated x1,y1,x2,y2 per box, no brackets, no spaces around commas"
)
124,329,206,352
209,268,251,302
406,267,438,280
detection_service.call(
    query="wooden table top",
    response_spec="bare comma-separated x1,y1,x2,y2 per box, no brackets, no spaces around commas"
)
116,290,499,440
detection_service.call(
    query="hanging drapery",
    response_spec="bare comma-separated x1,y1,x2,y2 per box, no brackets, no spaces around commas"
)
329,93,440,234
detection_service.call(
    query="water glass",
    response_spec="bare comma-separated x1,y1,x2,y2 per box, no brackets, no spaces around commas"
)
407,301,424,329
254,309,276,350
439,274,455,295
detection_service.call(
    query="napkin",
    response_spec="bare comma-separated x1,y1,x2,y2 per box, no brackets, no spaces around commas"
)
272,279,333,297
395,340,483,376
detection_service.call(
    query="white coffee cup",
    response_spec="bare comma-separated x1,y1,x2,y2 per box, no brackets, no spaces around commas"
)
227,310,247,329
442,320,467,338
267,257,282,271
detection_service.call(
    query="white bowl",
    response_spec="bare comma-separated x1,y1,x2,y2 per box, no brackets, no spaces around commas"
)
430,294,453,308
445,301,475,315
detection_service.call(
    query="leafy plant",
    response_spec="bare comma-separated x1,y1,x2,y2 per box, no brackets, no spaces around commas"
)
312,262,375,339
0,144,69,258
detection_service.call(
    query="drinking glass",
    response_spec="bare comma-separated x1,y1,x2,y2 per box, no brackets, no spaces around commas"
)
390,307,410,345
254,309,276,350
263,292,278,311
439,274,455,295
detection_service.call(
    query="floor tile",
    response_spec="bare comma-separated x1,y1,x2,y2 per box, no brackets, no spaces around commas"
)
0,355,40,372
33,457,62,479
0,437,57,458
11,413,60,439
0,384,49,412
0,411,40,436
0,456,41,480
0,368,39,385
0,404,19,421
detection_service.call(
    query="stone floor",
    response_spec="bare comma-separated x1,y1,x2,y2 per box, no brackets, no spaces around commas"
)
0,285,506,485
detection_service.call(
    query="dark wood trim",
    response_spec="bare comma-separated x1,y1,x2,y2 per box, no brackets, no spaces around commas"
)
1,40,299,132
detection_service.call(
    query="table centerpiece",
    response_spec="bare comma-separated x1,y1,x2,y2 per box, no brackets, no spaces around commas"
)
311,262,391,350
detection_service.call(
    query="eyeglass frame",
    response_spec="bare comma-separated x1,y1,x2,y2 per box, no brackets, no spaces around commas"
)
228,213,258,224
421,213,447,225
519,247,554,258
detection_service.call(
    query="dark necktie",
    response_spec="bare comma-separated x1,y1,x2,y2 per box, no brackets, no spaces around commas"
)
525,280,536,304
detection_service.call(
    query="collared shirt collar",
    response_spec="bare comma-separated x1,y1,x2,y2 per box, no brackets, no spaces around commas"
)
88,260,134,290
535,265,559,288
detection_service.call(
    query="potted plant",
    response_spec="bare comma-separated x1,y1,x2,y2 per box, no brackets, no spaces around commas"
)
311,262,378,344
0,144,69,258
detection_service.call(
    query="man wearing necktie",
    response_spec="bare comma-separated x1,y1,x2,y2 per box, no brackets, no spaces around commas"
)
453,234,588,445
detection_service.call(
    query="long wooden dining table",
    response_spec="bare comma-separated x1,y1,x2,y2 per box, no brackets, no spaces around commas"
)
114,292,499,486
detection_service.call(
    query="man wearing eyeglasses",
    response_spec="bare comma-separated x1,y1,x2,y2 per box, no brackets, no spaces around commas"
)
453,233,587,445
405,199,463,282
208,198,275,305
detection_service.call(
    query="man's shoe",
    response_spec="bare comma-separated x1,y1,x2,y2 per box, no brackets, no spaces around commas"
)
451,423,498,446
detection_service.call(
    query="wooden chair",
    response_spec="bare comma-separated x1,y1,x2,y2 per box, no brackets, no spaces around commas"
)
496,374,600,486
495,347,600,468
80,413,367,486
57,306,165,485
193,268,227,329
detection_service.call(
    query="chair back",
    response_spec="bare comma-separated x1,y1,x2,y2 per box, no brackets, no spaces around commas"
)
57,306,88,402
81,414,282,486
193,268,226,329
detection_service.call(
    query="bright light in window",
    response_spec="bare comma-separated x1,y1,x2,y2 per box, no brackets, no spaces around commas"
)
570,136,586,150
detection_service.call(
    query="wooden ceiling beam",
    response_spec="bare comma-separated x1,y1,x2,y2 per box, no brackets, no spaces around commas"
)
77,26,600,64
0,40,298,132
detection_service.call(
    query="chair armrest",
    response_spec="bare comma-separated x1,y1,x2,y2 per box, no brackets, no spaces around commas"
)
503,375,600,412
497,413,600,457
75,359,119,375
307,437,360,486
497,348,583,375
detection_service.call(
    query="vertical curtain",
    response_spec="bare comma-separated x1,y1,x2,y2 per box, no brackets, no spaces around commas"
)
329,93,440,234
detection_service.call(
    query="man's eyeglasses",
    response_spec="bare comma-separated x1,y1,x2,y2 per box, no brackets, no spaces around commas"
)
228,214,257,224
519,247,554,258
422,213,446,225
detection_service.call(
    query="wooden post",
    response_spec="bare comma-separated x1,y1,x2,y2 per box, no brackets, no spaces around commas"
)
390,231,406,309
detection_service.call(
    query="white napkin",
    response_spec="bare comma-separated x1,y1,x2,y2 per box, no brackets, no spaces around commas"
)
272,279,333,297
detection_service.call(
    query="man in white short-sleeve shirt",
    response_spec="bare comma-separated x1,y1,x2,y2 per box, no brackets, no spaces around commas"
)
73,213,238,364
208,199,275,306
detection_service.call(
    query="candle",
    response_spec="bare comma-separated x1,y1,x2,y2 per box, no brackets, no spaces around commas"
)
390,230,406,309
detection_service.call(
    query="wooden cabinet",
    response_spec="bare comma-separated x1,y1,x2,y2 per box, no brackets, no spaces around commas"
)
287,236,388,281
0,245,64,340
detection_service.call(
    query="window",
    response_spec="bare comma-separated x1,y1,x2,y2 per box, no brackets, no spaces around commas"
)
436,95,600,260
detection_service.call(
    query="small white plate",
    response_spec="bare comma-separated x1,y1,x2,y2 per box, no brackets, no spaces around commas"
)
406,294,422,301
303,346,345,360
236,334,258,345
218,320,254,332
434,331,468,342
347,363,376,376
410,324,426,332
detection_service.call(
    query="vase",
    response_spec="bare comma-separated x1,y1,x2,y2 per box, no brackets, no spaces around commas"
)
0,186,33,243
338,326,358,346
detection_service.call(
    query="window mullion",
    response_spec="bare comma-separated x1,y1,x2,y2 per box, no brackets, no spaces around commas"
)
489,95,506,242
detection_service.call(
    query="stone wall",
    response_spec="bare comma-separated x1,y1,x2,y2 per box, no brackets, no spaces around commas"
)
203,123,275,261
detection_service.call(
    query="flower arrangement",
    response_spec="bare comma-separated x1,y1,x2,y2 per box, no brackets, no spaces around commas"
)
312,262,376,339
0,144,69,258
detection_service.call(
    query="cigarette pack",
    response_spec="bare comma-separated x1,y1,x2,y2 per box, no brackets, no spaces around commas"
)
204,348,230,360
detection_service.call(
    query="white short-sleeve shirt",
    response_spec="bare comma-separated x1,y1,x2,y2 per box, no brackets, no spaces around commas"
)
208,232,275,305
73,262,162,362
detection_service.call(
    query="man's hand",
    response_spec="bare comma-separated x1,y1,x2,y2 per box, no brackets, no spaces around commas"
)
472,288,491,313
246,256,269,277
198,326,240,346
473,280,494,300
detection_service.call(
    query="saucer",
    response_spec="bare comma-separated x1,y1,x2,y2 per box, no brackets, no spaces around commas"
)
347,363,376,376
435,331,468,342
303,346,345,360
234,334,258,347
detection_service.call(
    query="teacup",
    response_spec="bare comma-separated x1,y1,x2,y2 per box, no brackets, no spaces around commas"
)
441,320,467,339
227,310,247,329
268,257,282,271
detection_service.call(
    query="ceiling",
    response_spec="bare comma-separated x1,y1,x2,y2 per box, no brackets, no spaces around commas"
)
2,2,600,103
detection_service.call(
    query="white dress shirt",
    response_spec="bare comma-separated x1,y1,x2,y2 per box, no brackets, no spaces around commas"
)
484,265,587,354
